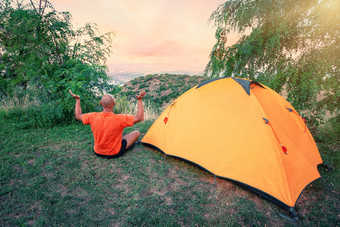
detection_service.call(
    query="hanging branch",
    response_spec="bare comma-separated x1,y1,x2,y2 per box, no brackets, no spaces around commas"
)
40,0,48,16
29,0,38,14
51,33,63,65
29,0,48,16
15,0,24,9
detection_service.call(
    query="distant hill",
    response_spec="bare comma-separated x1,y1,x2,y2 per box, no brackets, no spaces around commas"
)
109,73,145,86
118,74,206,110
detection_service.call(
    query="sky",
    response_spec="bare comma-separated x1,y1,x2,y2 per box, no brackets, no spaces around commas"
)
53,0,232,78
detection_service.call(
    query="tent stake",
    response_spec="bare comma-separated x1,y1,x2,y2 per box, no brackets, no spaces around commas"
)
322,163,332,172
278,208,299,223
214,175,217,185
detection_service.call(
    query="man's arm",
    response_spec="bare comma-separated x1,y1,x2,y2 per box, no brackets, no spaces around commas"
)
134,91,146,124
69,90,83,121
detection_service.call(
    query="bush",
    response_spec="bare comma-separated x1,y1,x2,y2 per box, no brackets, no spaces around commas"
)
0,0,115,128
314,116,340,189
138,83,148,89
3,103,67,129
113,95,132,114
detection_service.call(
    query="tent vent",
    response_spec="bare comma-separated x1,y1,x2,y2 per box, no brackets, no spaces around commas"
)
232,78,264,95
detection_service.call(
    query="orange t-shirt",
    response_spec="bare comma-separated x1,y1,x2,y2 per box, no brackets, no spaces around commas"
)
82,112,135,155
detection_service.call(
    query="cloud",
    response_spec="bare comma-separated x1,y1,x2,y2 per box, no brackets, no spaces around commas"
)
127,40,180,57
53,0,227,74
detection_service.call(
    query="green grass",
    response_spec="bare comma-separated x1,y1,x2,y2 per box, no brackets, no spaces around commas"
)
0,114,339,226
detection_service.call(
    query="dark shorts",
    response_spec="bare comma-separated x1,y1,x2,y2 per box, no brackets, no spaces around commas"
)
94,139,128,159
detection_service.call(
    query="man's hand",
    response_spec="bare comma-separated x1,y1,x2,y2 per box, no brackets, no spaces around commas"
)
136,91,146,100
69,90,80,99
134,91,146,124
69,90,82,121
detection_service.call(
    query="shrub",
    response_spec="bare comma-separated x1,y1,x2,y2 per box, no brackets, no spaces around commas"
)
138,83,148,89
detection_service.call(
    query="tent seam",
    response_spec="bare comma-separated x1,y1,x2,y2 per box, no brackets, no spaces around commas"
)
249,86,294,206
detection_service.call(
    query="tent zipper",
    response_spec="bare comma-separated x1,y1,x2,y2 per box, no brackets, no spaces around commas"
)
263,118,287,154
164,102,176,124
286,108,307,133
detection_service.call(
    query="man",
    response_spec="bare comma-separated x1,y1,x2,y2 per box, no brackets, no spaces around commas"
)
69,90,146,158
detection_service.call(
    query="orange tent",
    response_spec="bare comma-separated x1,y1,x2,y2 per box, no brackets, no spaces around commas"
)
142,77,323,215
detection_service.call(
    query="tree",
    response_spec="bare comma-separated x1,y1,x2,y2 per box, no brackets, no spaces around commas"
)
0,0,114,125
205,0,339,124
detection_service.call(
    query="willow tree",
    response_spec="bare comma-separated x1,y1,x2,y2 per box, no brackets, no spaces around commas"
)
205,0,339,124
0,0,114,125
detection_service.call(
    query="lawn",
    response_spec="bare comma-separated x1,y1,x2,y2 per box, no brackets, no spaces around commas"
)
0,116,339,226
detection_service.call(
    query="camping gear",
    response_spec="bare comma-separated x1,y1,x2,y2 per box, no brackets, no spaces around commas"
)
142,77,323,217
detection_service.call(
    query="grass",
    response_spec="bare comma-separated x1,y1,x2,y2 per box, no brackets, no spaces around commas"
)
0,110,339,226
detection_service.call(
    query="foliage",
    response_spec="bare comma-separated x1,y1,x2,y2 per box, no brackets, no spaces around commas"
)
0,0,115,125
205,0,340,124
113,95,133,115
119,74,205,111
315,115,340,189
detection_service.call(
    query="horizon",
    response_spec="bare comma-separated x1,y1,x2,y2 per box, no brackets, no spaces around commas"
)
53,0,239,78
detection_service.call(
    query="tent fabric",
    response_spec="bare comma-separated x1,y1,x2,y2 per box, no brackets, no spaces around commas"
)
142,77,323,209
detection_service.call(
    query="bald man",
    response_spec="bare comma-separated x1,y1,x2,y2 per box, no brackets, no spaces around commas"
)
69,90,146,158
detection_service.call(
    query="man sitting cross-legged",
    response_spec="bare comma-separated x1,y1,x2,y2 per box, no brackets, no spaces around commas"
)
69,90,146,158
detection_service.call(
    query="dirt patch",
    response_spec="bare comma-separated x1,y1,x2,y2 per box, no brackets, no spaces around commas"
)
42,171,55,179
112,173,133,194
56,184,68,197
166,167,189,192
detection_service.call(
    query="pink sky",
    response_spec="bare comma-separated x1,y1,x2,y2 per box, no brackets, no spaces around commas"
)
53,0,232,76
